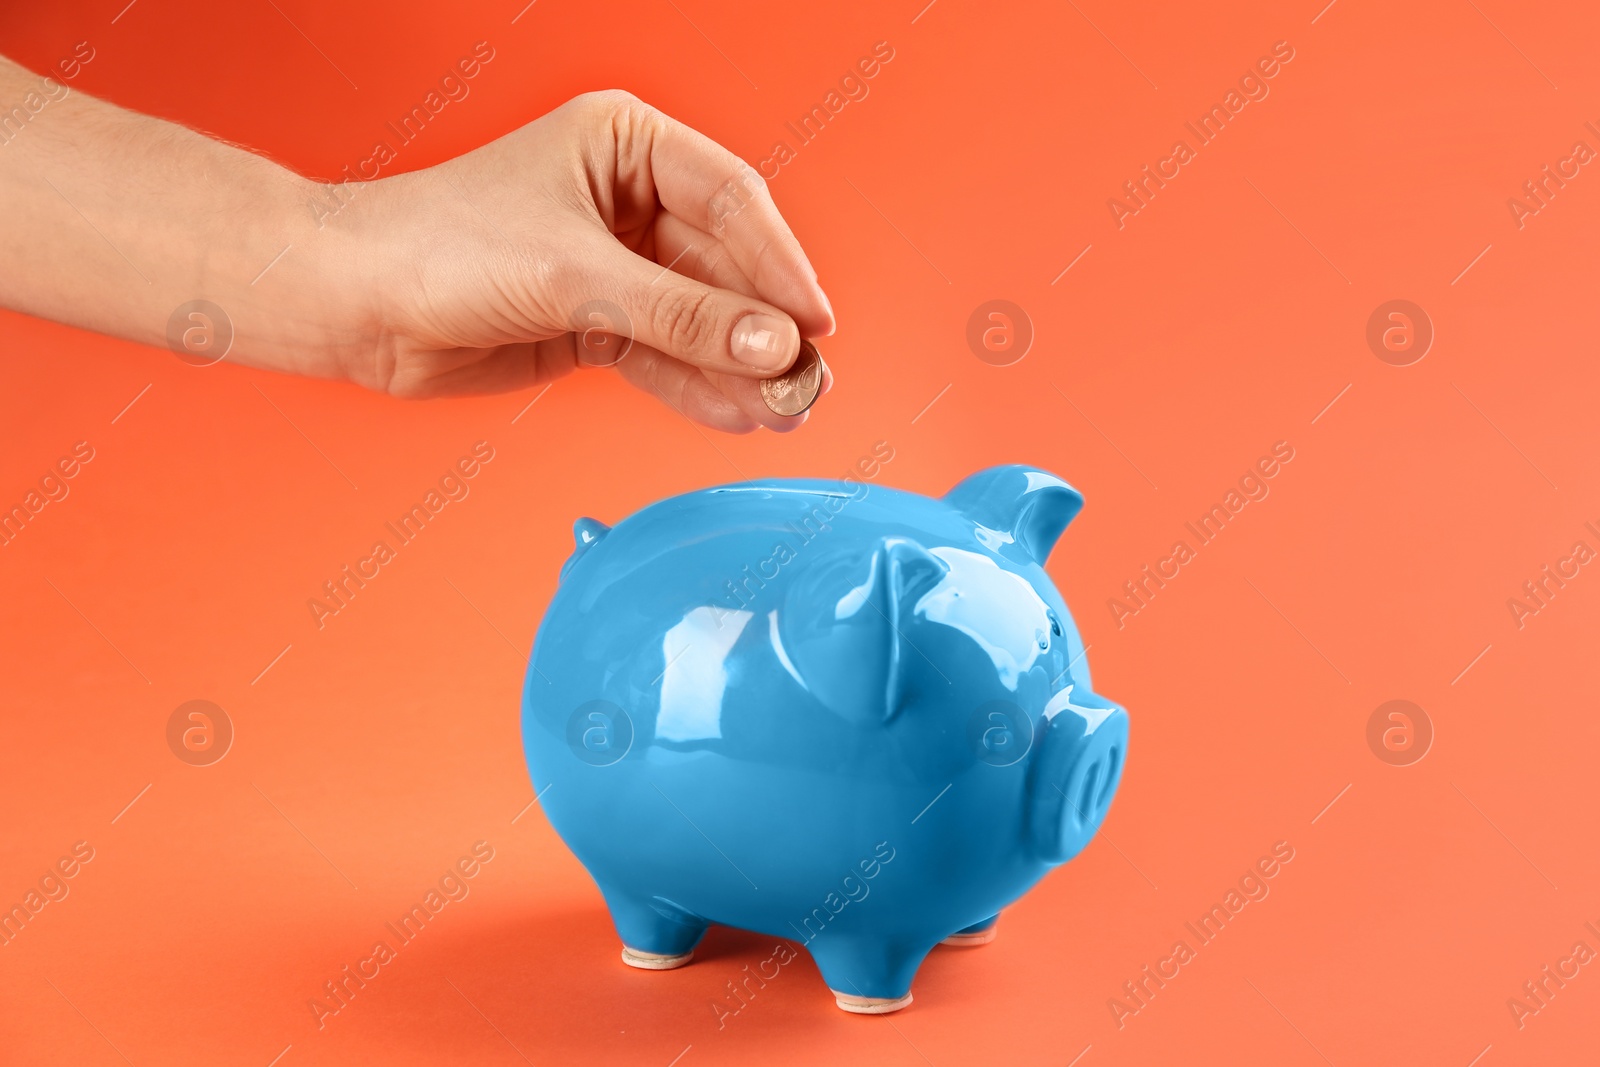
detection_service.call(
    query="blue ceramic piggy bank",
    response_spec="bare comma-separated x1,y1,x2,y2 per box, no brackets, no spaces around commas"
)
520,464,1128,1013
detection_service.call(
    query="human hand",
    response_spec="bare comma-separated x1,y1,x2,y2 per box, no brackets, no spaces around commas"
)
0,60,833,433
339,90,836,431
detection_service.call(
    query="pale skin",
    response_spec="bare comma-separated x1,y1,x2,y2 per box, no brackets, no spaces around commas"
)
0,56,835,433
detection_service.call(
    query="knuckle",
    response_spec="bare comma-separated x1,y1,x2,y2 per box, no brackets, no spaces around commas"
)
566,89,647,134
732,162,767,198
745,231,775,266
576,88,638,111
653,287,717,355
700,244,733,282
580,90,659,172
601,89,655,128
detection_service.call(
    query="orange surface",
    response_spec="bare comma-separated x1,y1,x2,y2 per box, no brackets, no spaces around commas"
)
3,2,1599,1064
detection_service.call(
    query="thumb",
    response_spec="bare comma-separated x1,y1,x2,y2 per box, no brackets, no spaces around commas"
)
574,236,802,377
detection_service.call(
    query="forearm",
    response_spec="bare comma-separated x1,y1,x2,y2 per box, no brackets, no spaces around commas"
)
0,55,374,378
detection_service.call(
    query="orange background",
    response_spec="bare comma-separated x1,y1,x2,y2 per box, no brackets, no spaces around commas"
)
2,1,1598,1064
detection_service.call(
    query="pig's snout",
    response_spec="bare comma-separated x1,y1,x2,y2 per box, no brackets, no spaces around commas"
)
1025,689,1129,864
1065,723,1123,832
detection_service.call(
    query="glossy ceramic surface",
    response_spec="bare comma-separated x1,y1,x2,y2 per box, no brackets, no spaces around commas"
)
520,465,1129,1009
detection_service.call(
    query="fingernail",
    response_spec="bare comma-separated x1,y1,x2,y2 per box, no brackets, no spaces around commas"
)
819,289,837,335
731,313,795,370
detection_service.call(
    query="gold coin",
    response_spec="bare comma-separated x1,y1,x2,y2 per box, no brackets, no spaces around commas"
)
760,340,823,416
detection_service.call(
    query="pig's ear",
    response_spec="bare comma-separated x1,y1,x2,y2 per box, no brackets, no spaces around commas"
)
779,537,947,726
559,517,610,581
944,465,1084,564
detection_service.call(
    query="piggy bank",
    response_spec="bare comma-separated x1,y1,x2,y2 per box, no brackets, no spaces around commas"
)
520,464,1128,1013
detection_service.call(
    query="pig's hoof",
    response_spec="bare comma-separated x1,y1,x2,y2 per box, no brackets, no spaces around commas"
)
940,927,998,946
620,946,693,970
833,991,913,1014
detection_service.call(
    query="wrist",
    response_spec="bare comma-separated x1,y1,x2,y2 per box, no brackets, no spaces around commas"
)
291,170,442,393
240,173,395,387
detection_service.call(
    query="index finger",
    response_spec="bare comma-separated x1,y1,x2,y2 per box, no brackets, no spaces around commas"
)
630,103,835,339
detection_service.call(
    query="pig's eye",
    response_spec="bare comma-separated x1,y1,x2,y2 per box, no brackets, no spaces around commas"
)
1048,611,1063,638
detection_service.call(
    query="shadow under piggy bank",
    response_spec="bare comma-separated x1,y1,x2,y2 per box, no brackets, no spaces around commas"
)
521,464,1129,1014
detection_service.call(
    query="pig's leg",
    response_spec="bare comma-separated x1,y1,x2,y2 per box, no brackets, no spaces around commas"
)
807,935,934,1014
940,913,999,946
602,888,707,970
